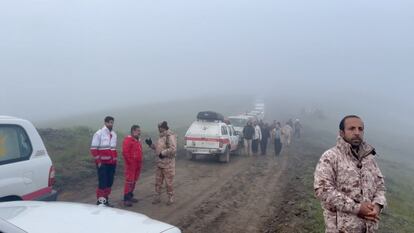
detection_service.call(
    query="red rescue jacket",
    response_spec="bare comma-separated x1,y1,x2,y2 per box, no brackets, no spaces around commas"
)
122,135,143,164
90,126,117,164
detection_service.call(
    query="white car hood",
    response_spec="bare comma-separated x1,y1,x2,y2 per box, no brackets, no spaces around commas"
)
0,201,179,233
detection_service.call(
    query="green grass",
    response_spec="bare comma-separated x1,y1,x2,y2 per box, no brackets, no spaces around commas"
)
299,166,325,232
293,131,327,232
378,160,414,233
38,127,107,190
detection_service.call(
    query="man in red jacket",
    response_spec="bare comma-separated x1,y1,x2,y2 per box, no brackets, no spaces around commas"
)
122,125,143,207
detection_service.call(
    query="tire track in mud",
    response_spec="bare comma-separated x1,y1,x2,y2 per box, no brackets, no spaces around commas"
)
176,153,288,233
59,143,307,233
58,153,274,227
260,138,326,233
136,154,261,222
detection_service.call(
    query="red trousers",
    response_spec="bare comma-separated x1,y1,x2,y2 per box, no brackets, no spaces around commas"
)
124,159,142,195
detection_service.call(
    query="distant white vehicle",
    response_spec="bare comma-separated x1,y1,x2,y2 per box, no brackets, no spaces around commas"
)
247,110,264,121
227,115,256,140
254,103,265,110
0,116,57,202
184,111,240,163
253,103,265,118
0,201,181,233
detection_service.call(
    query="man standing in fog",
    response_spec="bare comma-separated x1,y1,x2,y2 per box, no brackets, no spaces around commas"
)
90,116,117,207
122,125,143,207
314,115,386,233
281,122,293,147
294,119,302,139
271,122,282,156
252,121,262,156
145,121,177,205
260,123,271,155
242,121,255,156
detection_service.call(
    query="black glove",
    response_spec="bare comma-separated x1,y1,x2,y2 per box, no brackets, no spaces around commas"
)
145,138,152,146
158,153,165,159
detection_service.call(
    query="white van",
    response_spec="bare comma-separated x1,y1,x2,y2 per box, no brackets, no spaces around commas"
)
0,116,57,202
184,111,240,163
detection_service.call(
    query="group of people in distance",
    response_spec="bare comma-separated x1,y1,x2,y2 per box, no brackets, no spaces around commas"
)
242,118,302,156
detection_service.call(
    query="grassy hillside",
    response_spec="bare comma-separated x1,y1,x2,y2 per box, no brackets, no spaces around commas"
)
38,127,109,190
379,160,414,232
36,95,255,131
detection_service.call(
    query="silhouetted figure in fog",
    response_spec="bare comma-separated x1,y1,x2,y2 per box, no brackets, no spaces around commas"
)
287,118,294,128
242,121,255,156
260,123,270,155
271,120,277,131
294,119,303,139
272,122,282,156
281,122,293,147
252,121,262,156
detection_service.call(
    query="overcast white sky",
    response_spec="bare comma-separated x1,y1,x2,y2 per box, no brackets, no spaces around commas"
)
0,0,413,121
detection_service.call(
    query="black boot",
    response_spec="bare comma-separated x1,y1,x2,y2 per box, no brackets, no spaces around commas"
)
123,194,133,207
129,192,139,203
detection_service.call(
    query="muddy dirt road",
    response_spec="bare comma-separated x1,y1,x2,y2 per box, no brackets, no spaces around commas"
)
59,135,322,233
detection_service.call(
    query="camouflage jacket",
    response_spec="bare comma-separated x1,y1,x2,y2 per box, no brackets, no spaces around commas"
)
314,136,386,233
155,130,177,169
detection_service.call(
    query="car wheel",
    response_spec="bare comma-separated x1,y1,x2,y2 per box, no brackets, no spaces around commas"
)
220,148,230,163
233,145,241,156
215,154,221,162
187,151,196,160
225,148,230,162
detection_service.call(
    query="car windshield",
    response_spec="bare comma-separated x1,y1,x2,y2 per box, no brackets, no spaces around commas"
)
228,118,248,127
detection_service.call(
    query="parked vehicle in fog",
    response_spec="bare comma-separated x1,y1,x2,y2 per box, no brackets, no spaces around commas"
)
0,116,57,202
184,111,240,163
228,114,256,142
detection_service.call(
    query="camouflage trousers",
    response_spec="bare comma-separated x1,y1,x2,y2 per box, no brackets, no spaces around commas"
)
155,166,175,196
324,210,378,233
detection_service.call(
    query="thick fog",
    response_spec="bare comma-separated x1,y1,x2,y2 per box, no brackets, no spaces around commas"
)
1,0,413,127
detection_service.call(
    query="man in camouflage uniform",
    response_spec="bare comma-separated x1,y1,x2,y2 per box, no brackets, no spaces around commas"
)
145,121,177,205
314,115,386,233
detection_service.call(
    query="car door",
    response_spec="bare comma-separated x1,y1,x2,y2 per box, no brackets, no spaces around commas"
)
0,124,33,201
227,126,238,151
230,126,240,147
